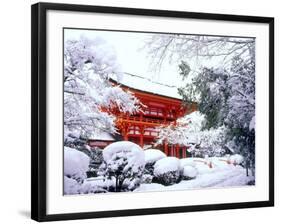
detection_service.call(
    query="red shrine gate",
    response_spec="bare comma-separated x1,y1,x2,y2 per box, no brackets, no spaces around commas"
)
112,76,197,159
88,73,197,158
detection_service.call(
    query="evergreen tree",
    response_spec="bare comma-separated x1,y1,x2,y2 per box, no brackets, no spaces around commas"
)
98,142,145,192
178,63,230,129
178,57,255,176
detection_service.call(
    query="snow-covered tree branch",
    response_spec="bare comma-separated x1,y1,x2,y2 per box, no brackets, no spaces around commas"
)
156,112,227,157
144,32,256,175
64,36,141,144
144,34,254,72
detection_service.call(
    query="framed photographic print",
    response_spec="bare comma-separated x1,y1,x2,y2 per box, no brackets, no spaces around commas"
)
31,2,274,222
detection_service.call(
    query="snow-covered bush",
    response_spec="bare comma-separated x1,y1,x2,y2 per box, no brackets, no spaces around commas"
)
64,176,114,195
141,174,154,184
64,130,87,149
99,141,145,192
64,147,91,195
142,149,167,183
144,149,167,164
87,147,104,177
181,166,198,180
64,176,81,195
180,158,196,169
64,147,90,183
80,178,114,194
154,157,181,186
180,157,215,175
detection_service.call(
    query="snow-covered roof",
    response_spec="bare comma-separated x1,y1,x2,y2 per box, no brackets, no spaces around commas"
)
88,131,115,141
112,73,182,100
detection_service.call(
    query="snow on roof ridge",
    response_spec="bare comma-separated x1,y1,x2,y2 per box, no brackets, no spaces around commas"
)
89,131,115,141
111,72,182,99
123,72,178,89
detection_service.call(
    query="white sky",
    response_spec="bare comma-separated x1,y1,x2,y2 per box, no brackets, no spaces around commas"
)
64,29,254,89
64,29,184,87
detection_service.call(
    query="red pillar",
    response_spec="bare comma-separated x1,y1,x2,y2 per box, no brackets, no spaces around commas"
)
182,147,186,158
140,126,144,148
124,133,128,141
176,144,179,158
163,111,167,124
168,145,173,156
140,136,144,148
164,140,168,156
123,125,129,141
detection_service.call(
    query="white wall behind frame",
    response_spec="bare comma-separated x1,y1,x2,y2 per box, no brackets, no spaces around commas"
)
0,0,279,224
46,8,269,215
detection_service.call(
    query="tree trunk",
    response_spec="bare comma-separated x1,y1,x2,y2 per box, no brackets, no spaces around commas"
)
115,176,119,192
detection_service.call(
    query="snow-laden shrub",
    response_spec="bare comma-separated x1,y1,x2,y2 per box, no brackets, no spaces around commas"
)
64,176,115,195
179,158,198,180
99,141,145,192
142,149,167,183
181,166,198,180
141,174,154,184
64,130,87,149
87,147,104,177
144,149,167,164
80,178,114,194
180,157,214,175
180,158,196,169
64,176,81,195
64,147,90,183
230,154,244,165
154,157,180,186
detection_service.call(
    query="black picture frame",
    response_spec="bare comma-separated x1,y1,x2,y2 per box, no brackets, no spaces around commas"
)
31,2,274,222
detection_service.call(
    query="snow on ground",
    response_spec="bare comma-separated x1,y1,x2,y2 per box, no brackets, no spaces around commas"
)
136,157,254,192
64,146,253,194
182,166,198,179
164,166,253,191
80,177,114,193
134,183,165,192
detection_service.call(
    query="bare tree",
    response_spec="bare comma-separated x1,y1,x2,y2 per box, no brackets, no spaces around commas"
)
144,34,255,72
